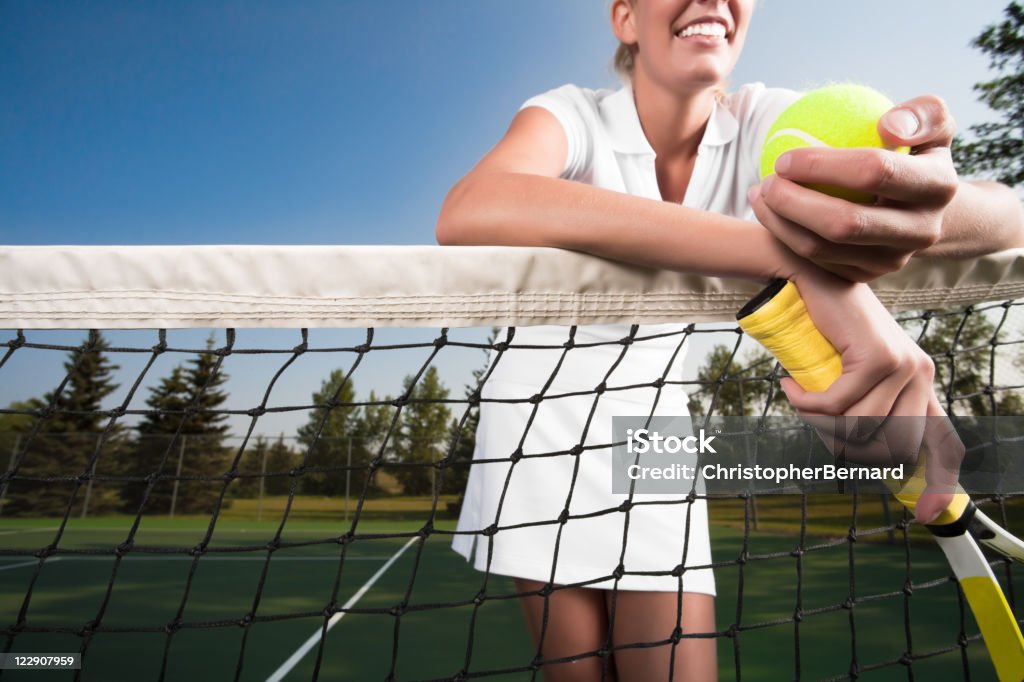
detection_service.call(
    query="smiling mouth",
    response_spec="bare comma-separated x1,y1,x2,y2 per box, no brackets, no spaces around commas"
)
675,22,729,40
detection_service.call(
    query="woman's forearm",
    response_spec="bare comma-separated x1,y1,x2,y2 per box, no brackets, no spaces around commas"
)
920,180,1024,257
437,171,799,282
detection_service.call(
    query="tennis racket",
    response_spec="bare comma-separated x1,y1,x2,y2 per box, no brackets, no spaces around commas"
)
737,278,1024,681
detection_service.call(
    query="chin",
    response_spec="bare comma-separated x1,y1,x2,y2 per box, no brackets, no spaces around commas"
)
671,70,729,93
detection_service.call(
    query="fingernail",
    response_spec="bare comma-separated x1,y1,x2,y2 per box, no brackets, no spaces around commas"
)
760,175,774,196
883,108,920,138
775,153,791,175
747,184,759,204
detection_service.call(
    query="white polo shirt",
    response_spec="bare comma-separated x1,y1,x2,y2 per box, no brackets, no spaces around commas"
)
481,82,800,400
532,82,798,221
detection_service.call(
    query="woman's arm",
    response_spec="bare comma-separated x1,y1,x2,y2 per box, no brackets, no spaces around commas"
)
437,107,801,282
924,180,1024,257
751,96,1024,282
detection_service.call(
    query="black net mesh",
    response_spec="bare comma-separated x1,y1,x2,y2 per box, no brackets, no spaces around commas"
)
0,298,1022,681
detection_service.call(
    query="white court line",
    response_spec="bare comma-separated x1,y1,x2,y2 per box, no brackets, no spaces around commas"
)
0,557,62,572
265,535,420,682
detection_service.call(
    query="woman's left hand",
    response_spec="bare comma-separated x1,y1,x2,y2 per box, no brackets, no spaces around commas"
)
750,95,960,282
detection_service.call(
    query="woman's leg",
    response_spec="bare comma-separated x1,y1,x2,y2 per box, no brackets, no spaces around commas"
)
604,590,716,682
515,578,616,682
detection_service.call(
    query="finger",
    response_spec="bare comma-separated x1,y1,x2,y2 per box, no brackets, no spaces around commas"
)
878,96,957,152
777,355,897,416
754,180,921,260
840,351,929,420
771,147,958,208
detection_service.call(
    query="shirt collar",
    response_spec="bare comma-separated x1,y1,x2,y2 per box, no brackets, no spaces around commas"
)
602,86,739,155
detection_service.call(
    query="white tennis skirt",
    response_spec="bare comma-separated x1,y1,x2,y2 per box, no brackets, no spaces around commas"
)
451,324,715,595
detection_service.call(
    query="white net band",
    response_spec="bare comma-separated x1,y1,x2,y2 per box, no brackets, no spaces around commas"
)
2,245,1023,328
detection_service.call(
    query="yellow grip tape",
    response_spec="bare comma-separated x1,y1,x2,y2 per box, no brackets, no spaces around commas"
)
737,281,842,393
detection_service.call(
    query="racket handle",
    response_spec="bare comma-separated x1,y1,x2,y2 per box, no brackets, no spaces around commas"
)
737,279,970,526
736,280,842,392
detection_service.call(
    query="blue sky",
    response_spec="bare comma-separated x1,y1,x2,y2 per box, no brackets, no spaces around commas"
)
0,0,1008,245
0,1,1016,439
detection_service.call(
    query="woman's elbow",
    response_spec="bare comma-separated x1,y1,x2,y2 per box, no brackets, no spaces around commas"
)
436,178,474,245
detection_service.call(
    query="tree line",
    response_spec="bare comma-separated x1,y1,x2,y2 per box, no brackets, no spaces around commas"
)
0,332,476,517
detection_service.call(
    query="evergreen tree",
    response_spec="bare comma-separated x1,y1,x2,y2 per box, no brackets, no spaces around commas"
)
953,1,1024,186
234,435,269,498
122,337,231,515
2,332,122,516
686,345,793,417
392,367,452,496
295,368,363,496
348,390,394,497
264,435,298,496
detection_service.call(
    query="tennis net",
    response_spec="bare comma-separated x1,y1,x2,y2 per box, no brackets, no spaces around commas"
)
1,245,1023,681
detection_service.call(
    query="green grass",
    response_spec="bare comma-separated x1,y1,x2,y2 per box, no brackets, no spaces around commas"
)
0,502,1016,681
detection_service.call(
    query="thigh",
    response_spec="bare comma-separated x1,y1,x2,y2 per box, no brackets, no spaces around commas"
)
515,578,616,682
605,591,716,682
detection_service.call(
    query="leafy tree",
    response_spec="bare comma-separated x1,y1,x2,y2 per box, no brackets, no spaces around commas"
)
392,367,452,496
0,401,38,487
686,344,793,418
917,310,1024,416
2,332,122,516
0,400,37,434
121,337,232,515
440,337,496,499
953,1,1024,186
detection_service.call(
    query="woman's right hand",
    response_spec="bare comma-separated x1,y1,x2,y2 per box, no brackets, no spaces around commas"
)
780,266,962,523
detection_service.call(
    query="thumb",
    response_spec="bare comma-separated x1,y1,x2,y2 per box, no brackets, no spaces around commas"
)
914,396,964,525
878,96,957,152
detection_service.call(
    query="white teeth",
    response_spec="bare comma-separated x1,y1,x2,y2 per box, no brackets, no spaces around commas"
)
677,22,727,39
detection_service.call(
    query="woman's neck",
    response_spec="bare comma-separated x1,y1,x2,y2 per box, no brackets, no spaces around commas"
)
631,73,717,160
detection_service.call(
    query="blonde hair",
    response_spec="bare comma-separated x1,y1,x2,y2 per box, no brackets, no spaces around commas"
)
613,41,635,79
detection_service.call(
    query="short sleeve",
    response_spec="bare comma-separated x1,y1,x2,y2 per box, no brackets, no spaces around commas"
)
520,85,594,180
735,84,803,179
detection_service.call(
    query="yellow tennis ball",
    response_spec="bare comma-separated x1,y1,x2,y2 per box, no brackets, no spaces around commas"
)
760,84,910,204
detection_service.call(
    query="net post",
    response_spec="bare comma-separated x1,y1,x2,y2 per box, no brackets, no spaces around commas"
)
0,434,19,516
169,435,185,519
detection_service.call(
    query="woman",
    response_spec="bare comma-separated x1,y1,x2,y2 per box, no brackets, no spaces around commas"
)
437,1,1024,680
